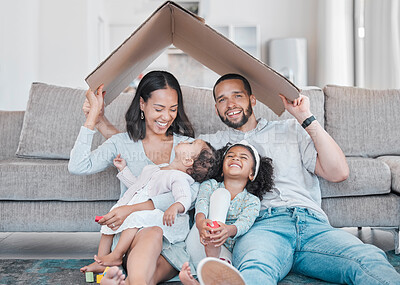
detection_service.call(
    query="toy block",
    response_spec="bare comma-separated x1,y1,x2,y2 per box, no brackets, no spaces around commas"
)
208,221,220,229
85,271,94,283
96,274,103,283
95,216,103,222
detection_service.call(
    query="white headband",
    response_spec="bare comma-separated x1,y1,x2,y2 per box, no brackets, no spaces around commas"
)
224,140,260,182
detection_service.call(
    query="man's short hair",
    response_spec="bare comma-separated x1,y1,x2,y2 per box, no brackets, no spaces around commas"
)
213,73,253,100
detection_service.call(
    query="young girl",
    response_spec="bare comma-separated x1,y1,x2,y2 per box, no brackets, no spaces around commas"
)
180,140,274,285
88,139,218,270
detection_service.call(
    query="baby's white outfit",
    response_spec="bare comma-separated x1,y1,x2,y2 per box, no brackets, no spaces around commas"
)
101,165,193,244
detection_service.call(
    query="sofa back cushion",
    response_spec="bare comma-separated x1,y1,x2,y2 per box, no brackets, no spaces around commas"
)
324,85,400,157
16,82,132,159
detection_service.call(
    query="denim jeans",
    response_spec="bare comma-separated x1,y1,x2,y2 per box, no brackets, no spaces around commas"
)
232,207,400,285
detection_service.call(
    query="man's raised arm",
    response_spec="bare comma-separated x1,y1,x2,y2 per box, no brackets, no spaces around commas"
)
279,94,349,182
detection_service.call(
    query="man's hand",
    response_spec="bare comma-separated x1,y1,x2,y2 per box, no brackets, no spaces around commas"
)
279,94,312,124
99,205,135,231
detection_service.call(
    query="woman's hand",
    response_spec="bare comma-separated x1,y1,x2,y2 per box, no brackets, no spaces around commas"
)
99,205,135,231
83,84,106,130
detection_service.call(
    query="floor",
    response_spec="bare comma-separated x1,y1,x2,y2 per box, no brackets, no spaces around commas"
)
0,227,397,259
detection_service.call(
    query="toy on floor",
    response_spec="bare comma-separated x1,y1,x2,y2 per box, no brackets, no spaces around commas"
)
85,271,94,283
96,266,110,283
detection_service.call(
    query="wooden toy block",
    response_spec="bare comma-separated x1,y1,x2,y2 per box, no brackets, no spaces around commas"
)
95,216,103,222
96,274,103,283
85,271,94,283
208,221,220,229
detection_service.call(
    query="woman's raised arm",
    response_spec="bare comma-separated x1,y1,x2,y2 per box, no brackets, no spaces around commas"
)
82,85,120,139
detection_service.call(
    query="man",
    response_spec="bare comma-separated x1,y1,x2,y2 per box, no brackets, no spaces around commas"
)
190,73,400,284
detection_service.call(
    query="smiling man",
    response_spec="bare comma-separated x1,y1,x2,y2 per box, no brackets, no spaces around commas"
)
192,73,400,285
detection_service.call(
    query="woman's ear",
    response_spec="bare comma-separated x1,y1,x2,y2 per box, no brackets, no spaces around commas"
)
139,97,145,111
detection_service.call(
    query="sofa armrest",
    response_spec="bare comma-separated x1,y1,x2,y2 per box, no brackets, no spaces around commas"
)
0,111,25,160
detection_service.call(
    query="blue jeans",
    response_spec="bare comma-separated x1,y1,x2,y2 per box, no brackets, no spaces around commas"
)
233,207,400,284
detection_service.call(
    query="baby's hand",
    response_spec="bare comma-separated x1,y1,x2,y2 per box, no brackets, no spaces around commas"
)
113,154,126,171
163,204,180,226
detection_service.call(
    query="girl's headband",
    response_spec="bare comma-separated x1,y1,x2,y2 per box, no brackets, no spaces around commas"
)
224,140,260,182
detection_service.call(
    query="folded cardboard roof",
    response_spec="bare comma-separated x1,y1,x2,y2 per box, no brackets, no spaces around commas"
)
86,1,299,115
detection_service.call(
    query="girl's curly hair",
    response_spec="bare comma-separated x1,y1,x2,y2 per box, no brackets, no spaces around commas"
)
215,143,274,201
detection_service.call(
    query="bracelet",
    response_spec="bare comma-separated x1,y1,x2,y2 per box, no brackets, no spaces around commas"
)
301,115,316,129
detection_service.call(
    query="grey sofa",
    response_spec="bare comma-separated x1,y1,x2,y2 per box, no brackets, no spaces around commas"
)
0,82,399,254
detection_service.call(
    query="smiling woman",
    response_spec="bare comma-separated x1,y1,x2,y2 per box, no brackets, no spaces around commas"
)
68,70,199,283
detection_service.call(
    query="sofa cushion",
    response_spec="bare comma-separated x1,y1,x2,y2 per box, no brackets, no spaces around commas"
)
0,158,120,201
377,156,400,194
319,157,391,198
324,85,400,157
0,111,24,160
322,193,400,227
0,200,116,231
181,85,325,135
16,82,133,159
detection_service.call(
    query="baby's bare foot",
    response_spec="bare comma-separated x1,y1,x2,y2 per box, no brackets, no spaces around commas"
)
80,261,106,273
100,266,125,285
179,262,199,285
94,253,123,267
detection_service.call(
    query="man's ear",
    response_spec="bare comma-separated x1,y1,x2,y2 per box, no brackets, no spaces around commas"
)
250,94,257,107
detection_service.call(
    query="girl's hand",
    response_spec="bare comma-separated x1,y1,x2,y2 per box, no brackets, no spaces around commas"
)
208,222,231,247
197,218,214,245
100,205,135,231
113,154,127,171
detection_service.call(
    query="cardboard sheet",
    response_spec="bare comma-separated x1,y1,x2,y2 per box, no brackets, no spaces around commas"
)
86,1,299,115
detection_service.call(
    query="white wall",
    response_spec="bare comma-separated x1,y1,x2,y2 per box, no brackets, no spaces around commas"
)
0,0,105,111
0,0,39,110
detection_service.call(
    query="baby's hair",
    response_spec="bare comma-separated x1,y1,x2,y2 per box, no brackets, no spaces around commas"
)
216,143,274,201
189,141,220,183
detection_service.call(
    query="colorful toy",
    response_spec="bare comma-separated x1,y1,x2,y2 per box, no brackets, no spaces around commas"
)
96,266,110,283
208,220,220,229
95,216,103,222
85,271,94,283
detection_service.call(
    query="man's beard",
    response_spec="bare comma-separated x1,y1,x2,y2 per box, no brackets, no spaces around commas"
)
218,104,253,129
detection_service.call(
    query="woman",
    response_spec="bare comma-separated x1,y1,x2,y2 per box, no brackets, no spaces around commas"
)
69,71,196,284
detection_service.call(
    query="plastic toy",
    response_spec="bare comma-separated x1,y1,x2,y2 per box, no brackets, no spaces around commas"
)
95,216,103,222
85,271,94,283
208,221,220,229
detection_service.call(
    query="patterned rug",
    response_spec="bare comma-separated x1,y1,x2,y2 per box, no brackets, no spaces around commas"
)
0,251,399,284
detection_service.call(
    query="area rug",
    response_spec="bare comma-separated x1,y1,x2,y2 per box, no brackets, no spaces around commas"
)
0,251,399,284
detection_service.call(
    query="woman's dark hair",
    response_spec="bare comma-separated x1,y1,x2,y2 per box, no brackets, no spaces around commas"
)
189,141,220,183
215,143,274,201
125,71,195,141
